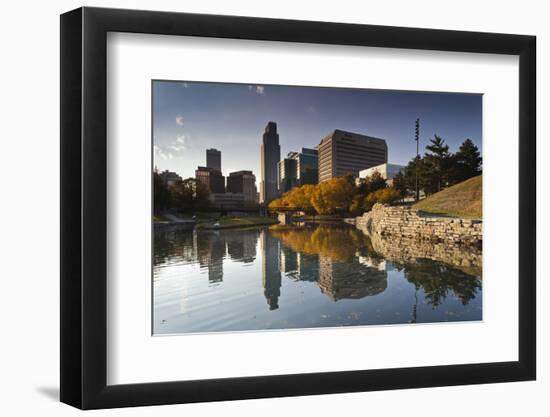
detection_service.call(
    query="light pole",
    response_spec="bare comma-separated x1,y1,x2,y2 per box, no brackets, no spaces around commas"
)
415,118,420,202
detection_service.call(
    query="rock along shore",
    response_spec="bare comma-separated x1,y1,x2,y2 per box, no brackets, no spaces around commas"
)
356,203,482,247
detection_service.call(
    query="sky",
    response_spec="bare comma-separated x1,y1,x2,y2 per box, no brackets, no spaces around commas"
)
153,80,482,183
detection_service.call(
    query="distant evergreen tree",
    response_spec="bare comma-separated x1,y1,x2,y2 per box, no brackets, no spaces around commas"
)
392,171,408,197
423,135,451,194
453,138,482,182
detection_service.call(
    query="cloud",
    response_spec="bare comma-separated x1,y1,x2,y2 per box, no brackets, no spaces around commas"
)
175,115,184,126
179,82,189,88
248,85,265,95
154,135,189,161
153,145,171,160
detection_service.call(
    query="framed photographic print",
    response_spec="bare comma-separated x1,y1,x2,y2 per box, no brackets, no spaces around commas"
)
60,6,536,409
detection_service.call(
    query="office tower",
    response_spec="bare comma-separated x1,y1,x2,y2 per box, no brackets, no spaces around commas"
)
276,148,319,193
226,170,258,205
318,130,387,182
277,157,298,193
288,147,319,186
259,121,281,204
206,148,221,172
195,166,225,193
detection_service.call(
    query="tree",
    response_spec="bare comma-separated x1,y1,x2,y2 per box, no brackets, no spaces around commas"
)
423,134,452,194
285,184,316,213
349,194,365,215
311,177,356,215
172,178,210,211
153,171,172,213
452,138,482,182
268,196,288,211
363,187,402,210
392,171,408,198
357,170,387,196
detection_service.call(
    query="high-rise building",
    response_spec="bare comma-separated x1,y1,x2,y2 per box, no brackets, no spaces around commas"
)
195,166,225,193
206,148,221,172
318,130,387,182
226,170,258,205
277,157,298,193
259,121,281,204
289,147,318,185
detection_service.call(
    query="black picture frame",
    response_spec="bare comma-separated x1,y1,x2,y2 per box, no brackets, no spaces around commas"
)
60,6,536,410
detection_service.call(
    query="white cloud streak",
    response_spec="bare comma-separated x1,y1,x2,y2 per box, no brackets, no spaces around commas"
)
154,135,190,160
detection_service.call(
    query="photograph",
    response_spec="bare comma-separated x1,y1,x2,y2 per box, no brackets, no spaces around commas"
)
152,81,483,335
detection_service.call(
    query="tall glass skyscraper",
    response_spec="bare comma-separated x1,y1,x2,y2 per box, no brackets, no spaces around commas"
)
259,121,281,204
206,148,221,172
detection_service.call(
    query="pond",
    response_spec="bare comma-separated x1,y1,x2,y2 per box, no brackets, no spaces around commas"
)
153,222,482,335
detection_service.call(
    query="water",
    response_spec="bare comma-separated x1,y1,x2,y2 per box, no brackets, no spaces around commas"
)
153,222,482,335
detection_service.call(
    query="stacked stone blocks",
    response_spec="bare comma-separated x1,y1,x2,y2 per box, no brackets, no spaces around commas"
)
356,204,482,247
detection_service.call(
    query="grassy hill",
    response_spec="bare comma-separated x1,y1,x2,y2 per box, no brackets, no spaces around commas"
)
413,175,482,219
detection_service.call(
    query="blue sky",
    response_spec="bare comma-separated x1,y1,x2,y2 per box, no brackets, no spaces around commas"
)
153,81,482,182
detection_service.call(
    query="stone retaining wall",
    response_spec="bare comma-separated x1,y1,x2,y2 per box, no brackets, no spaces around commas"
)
366,232,482,276
356,203,482,247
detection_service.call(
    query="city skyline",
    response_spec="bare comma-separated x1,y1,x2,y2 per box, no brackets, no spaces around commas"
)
153,80,482,184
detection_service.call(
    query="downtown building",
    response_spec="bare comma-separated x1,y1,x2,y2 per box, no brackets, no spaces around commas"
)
318,130,387,182
358,163,405,187
277,157,298,193
195,166,225,194
226,170,258,207
277,148,319,193
206,148,221,171
259,121,281,204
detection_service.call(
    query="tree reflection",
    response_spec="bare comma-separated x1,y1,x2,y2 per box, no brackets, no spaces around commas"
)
269,223,371,262
155,223,481,314
402,260,481,307
270,224,388,301
154,228,196,266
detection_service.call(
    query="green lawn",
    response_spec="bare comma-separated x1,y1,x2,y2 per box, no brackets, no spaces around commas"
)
197,216,279,230
413,175,482,219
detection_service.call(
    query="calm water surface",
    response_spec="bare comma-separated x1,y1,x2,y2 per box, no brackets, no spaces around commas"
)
153,222,482,334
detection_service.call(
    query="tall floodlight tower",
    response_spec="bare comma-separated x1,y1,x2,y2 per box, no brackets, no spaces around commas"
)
415,118,420,202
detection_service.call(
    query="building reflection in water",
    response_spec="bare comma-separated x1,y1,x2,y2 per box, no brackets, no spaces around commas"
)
155,222,481,315
318,255,387,301
260,230,282,310
226,229,258,264
196,231,225,284
154,228,262,286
